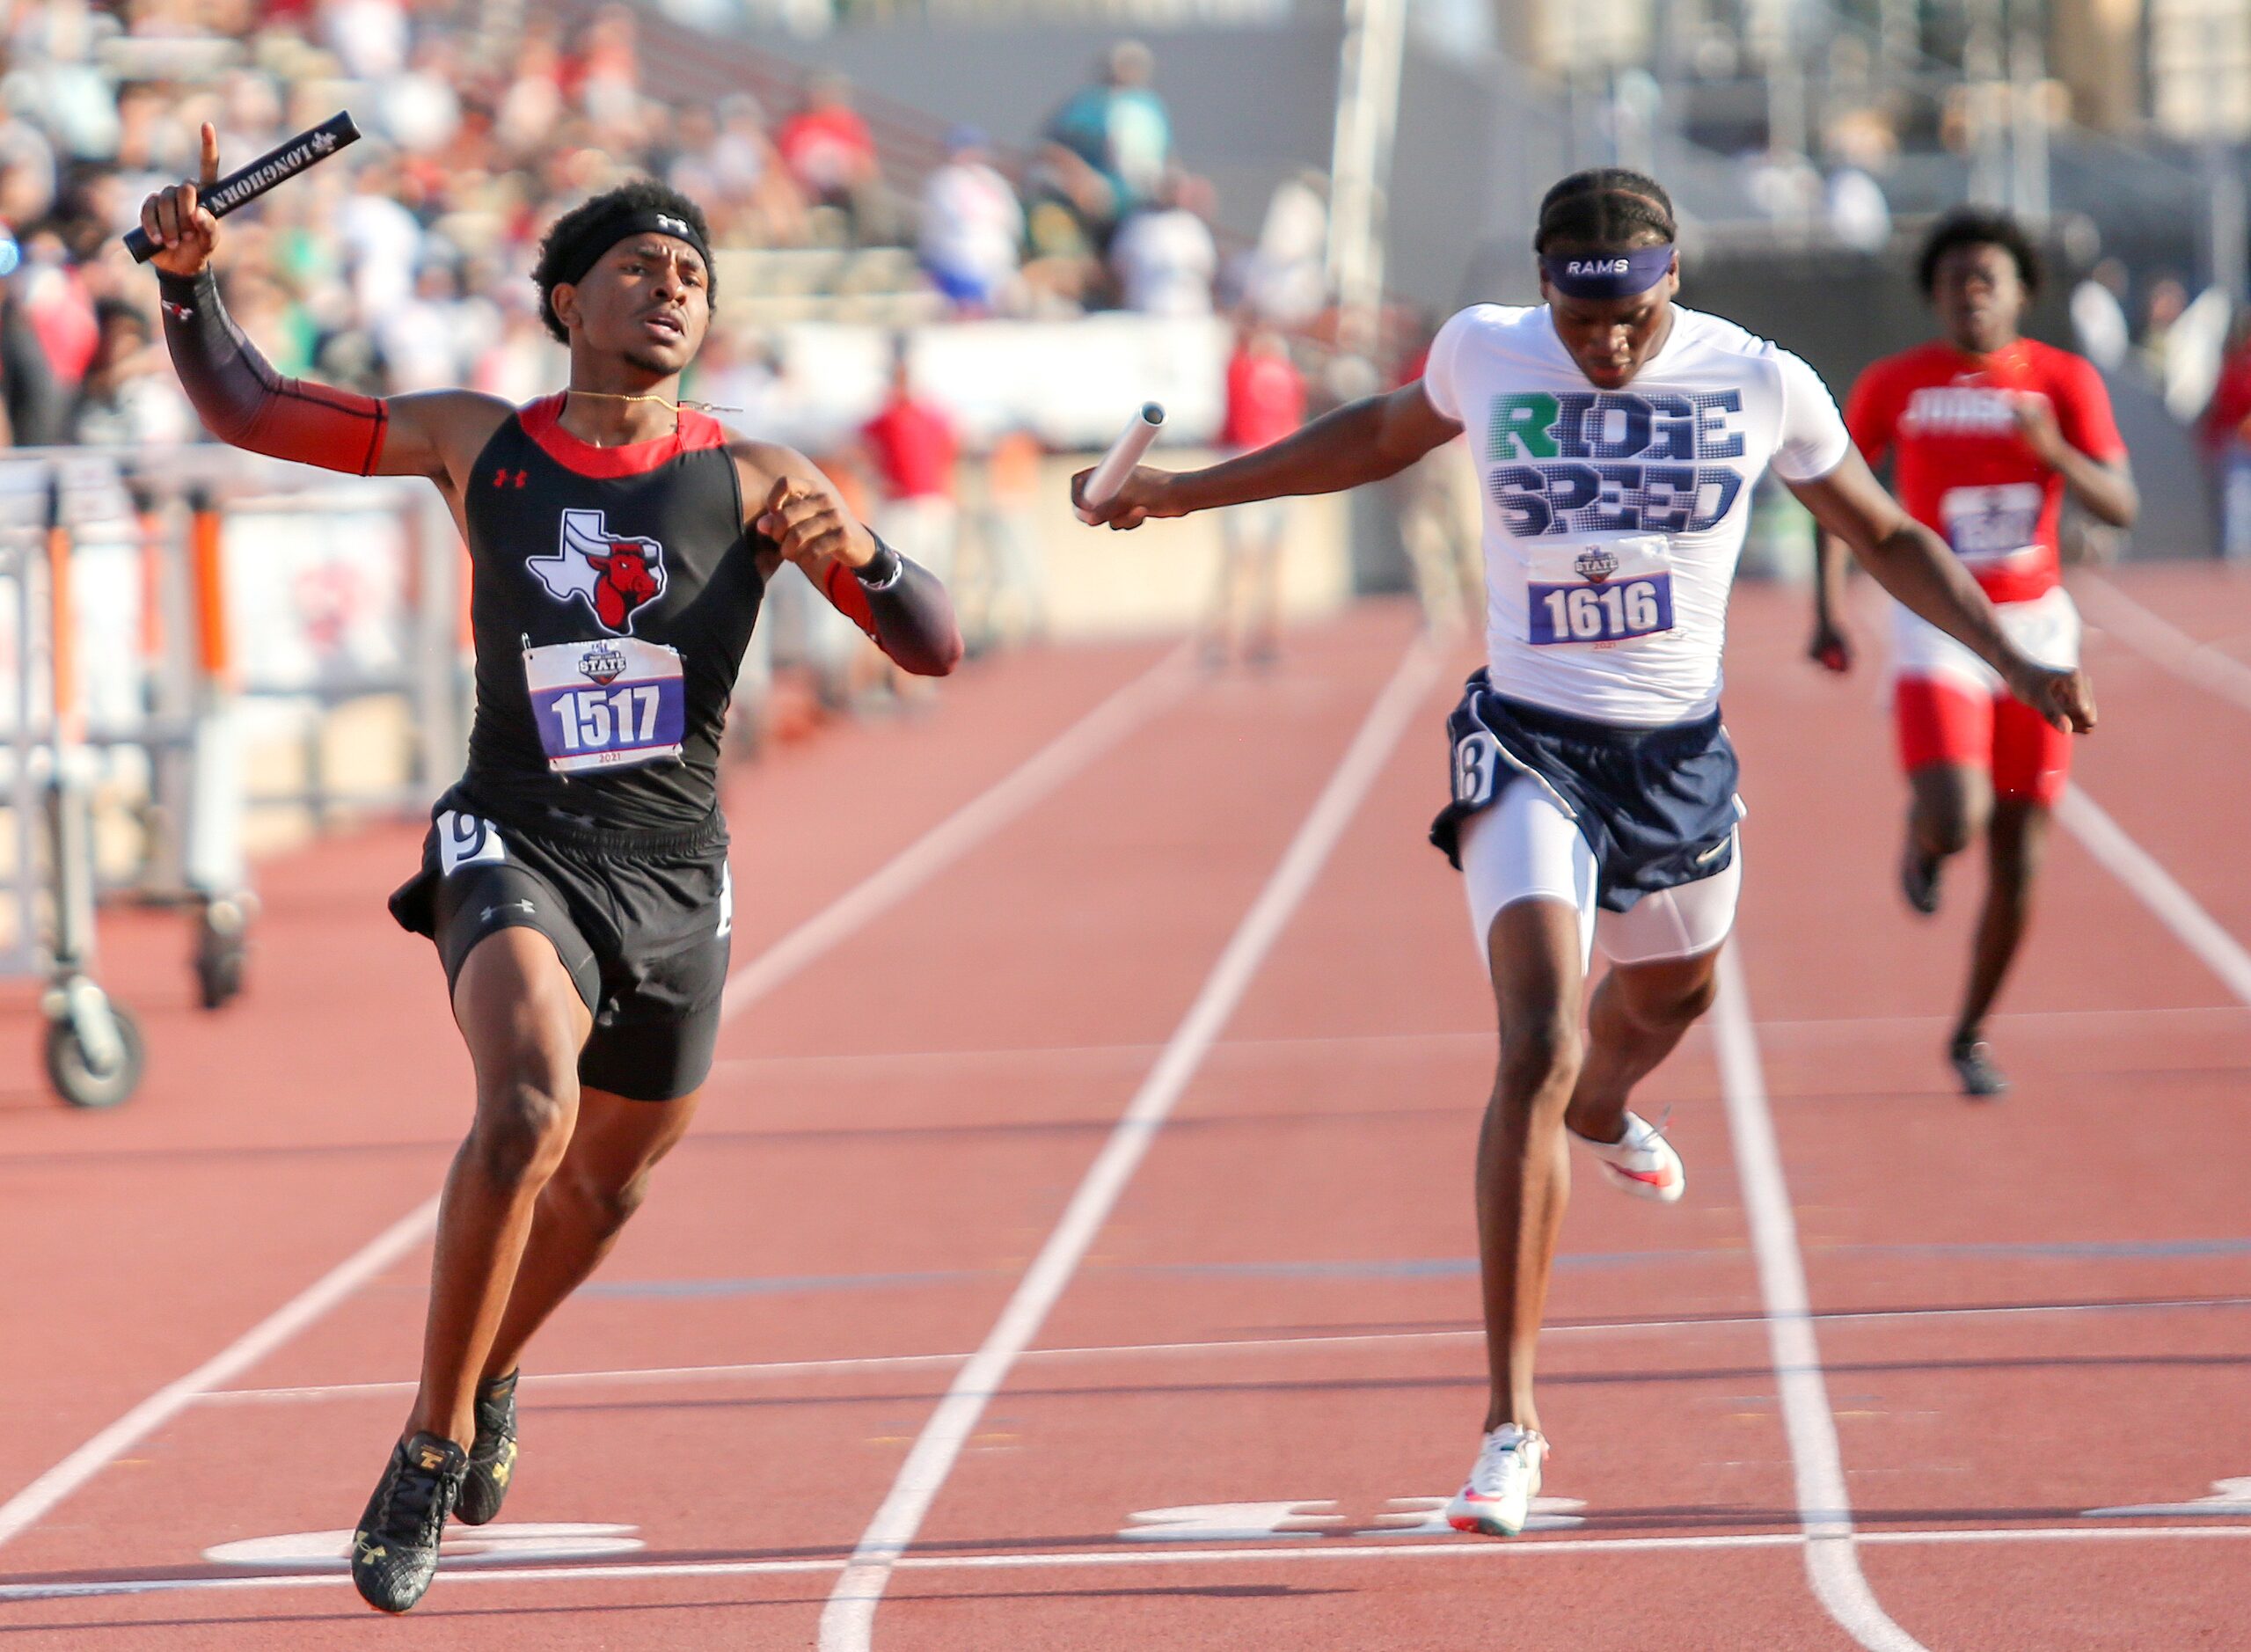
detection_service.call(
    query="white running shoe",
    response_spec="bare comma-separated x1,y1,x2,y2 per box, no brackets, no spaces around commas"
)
1446,1424,1549,1538
1571,1109,1685,1203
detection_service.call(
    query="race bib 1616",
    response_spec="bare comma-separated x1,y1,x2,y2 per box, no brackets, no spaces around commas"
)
1527,573,1675,646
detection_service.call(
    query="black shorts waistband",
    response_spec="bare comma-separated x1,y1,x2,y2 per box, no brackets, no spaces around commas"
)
447,786,728,858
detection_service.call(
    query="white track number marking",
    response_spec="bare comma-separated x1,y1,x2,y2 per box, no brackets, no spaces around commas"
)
1364,1495,1587,1536
2086,1478,2251,1518
1121,1503,1346,1541
1120,1495,1589,1543
203,1522,644,1569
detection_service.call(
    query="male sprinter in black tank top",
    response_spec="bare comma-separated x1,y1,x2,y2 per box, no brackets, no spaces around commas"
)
142,128,960,1613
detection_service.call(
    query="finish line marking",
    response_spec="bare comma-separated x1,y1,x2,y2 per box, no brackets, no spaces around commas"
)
9,1524,2251,1605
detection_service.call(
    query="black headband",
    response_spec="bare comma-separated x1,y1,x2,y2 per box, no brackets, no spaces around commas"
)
552,207,713,290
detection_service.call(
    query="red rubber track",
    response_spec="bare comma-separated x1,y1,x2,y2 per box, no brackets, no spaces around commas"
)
0,580,2247,1648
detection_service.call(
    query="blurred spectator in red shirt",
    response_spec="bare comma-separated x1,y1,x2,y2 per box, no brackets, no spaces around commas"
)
832,347,961,700
2203,311,2251,557
861,347,958,516
1209,325,1304,668
20,228,97,387
779,71,888,244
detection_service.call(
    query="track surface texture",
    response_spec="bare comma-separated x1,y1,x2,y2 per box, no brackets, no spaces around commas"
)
3,576,2249,1650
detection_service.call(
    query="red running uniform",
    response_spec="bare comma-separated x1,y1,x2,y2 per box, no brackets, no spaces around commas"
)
1845,339,2124,802
1845,338,2123,606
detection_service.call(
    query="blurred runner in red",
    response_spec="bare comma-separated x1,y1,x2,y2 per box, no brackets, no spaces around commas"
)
1810,208,2137,1097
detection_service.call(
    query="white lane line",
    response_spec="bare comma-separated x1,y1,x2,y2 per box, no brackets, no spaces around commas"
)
818,637,1446,1652
0,646,1195,1558
2074,574,2251,714
195,1290,2251,1407
1713,946,1930,1652
2056,786,2251,1005
698,998,2251,1082
11,1524,2251,1606
0,1197,442,1552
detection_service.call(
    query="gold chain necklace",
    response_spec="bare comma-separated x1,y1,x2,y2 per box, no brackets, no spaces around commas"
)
564,388,740,417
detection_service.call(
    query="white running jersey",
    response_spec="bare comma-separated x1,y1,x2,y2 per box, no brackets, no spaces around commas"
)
1423,303,1851,725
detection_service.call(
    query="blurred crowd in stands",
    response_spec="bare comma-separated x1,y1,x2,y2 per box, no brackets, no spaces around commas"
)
0,0,1339,731
0,0,1333,456
14,0,2251,605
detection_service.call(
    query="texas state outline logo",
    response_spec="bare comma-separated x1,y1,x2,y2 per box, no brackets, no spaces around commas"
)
527,508,669,635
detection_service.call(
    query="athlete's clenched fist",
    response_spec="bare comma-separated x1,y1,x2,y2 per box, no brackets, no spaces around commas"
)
140,122,223,279
756,477,873,572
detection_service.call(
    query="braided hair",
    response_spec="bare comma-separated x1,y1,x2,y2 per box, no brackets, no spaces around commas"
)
1534,169,1677,253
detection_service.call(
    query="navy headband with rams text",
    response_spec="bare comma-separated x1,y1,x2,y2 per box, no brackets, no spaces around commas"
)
1541,245,1676,299
554,207,714,289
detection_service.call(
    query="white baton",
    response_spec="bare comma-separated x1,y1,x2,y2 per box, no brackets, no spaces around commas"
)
1078,402,1166,523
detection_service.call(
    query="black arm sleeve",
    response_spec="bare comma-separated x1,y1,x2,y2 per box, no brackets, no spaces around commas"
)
819,539,964,676
157,267,390,473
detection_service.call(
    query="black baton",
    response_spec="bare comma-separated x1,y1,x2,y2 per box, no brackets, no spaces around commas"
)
125,112,362,265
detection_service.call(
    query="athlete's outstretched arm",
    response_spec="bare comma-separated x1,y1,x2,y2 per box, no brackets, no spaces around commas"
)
1071,381,1461,530
1789,449,2094,733
143,124,506,484
734,443,961,676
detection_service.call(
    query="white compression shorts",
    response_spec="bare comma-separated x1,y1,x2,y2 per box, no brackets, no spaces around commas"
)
1458,780,1742,975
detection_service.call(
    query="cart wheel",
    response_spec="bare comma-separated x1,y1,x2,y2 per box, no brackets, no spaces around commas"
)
45,1001,143,1109
194,930,245,1011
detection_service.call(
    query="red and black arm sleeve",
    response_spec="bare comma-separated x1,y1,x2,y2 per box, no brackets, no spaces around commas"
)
157,267,390,475
817,537,963,676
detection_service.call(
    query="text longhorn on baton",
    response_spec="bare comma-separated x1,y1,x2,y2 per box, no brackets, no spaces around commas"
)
124,113,362,265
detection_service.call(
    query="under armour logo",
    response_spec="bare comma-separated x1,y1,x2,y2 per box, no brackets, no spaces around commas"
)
654,214,691,237
492,468,527,488
481,900,535,922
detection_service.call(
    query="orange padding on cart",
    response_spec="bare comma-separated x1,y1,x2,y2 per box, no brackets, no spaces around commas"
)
138,515,164,662
190,506,232,685
48,523,77,730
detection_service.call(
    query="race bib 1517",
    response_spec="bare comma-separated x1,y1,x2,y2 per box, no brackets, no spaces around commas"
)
523,636,687,774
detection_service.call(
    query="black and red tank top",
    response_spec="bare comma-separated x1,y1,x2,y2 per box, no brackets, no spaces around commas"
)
457,395,764,834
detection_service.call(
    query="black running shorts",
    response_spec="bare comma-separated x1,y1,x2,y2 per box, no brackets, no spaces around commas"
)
388,791,733,1102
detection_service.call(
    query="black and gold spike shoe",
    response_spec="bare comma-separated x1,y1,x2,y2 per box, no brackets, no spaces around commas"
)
456,1369,520,1526
351,1431,466,1612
